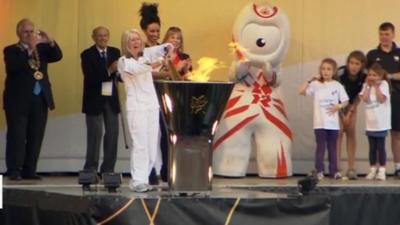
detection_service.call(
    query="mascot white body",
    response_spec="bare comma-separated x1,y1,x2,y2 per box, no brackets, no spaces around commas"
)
212,1,292,178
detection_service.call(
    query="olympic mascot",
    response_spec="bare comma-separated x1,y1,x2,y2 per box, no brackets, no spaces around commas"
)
212,1,292,178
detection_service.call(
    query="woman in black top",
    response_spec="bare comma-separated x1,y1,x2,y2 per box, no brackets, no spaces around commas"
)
139,2,171,80
337,50,367,180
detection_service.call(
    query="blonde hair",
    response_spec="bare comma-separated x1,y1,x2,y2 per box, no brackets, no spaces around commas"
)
120,29,144,57
162,26,184,53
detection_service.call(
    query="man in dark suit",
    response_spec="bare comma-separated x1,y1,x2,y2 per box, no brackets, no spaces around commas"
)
3,18,63,180
81,26,121,175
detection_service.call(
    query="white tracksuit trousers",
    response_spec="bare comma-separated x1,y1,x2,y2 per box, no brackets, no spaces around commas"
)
127,109,160,186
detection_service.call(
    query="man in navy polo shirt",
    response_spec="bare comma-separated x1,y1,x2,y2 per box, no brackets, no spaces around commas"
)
367,22,400,179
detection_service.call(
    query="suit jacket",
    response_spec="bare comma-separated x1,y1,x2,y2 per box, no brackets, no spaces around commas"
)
3,42,63,114
81,45,121,115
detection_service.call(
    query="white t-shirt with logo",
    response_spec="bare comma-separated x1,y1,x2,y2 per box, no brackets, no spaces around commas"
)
306,80,349,129
359,81,391,131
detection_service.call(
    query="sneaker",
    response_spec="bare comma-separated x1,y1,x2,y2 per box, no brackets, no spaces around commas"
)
346,169,358,180
7,171,22,181
130,183,150,193
333,172,342,180
376,168,386,181
316,172,324,180
21,173,42,180
149,169,159,185
395,169,400,179
366,167,377,180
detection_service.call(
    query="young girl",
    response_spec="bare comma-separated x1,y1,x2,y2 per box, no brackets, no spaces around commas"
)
118,29,172,192
162,26,192,78
360,63,391,181
337,51,367,180
299,58,349,180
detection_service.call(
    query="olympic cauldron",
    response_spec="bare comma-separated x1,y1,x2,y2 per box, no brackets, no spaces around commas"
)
154,80,234,192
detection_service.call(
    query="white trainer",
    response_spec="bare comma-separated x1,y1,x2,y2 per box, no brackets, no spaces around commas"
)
130,183,150,193
375,168,386,181
317,172,324,180
366,167,377,180
334,172,342,180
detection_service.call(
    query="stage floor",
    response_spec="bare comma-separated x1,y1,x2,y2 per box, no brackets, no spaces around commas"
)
3,175,400,225
4,175,400,198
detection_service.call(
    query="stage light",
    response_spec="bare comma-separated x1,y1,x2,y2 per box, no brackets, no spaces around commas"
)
78,170,98,191
297,172,319,195
103,173,122,193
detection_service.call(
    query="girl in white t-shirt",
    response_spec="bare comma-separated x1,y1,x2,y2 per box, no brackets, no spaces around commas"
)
299,58,349,180
359,63,391,181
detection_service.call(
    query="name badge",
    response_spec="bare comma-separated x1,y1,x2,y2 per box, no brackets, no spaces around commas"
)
101,82,113,96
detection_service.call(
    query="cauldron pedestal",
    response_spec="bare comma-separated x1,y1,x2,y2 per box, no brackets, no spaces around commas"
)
155,81,234,192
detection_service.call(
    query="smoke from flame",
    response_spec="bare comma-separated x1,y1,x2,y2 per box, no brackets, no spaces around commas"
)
187,57,225,82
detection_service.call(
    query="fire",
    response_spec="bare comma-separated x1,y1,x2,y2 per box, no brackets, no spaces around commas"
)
229,41,248,61
186,57,225,82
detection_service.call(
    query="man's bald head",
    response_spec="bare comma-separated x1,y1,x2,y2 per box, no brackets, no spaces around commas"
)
92,26,110,49
16,18,35,44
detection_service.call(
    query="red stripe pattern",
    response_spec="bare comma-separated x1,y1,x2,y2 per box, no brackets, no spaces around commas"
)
213,114,259,150
273,104,288,119
261,107,292,140
214,72,292,150
225,96,241,111
276,143,288,177
224,105,250,119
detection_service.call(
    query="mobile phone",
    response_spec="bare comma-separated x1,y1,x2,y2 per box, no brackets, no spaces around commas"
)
36,31,42,41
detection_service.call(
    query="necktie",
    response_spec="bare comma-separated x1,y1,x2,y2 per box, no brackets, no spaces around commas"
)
33,81,42,95
30,48,42,96
101,50,107,66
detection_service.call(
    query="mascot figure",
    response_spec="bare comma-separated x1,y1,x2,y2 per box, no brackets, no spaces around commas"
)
213,1,292,178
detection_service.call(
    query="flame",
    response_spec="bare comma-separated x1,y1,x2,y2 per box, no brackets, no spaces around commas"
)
186,57,225,82
229,41,248,61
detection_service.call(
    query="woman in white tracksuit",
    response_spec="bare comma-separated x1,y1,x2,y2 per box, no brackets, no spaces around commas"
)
118,29,172,192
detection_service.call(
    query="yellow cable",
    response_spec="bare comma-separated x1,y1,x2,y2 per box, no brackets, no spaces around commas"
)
224,198,241,225
97,198,135,225
141,198,162,225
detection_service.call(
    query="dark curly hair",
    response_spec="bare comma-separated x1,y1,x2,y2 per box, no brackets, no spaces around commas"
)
139,2,160,30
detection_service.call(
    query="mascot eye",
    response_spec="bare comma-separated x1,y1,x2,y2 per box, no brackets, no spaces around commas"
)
240,24,281,55
256,38,266,47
